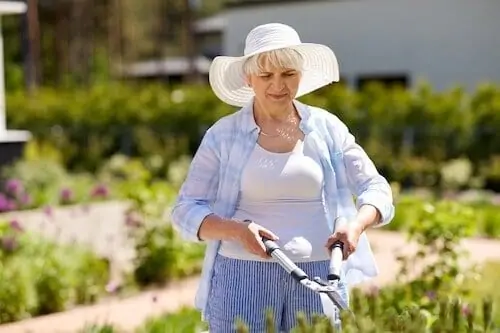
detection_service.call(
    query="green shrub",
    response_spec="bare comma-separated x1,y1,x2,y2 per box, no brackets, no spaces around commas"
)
136,307,208,333
0,220,110,323
0,158,117,211
123,180,205,287
389,195,500,238
6,82,500,190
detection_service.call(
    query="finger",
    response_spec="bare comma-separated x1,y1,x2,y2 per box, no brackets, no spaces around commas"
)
325,233,344,249
253,236,270,258
258,228,279,241
343,245,356,260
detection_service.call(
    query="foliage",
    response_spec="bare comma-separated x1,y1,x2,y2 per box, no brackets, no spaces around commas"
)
0,158,113,212
123,178,205,287
0,220,109,324
6,82,500,191
82,197,499,332
388,194,500,238
136,307,208,333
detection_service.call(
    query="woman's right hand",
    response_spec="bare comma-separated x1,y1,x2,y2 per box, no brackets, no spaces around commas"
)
234,221,279,259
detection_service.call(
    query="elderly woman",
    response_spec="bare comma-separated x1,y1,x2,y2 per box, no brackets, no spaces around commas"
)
171,23,394,332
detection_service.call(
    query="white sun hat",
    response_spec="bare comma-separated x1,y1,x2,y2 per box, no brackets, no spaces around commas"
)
208,23,340,108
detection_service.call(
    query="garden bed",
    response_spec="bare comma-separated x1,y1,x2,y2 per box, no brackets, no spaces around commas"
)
0,200,135,276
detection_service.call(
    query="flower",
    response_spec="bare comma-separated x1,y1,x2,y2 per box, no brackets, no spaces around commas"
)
9,219,23,232
0,194,16,212
60,188,74,203
1,236,18,252
0,194,9,212
425,291,436,301
105,280,121,294
4,179,23,196
125,210,142,228
43,205,54,217
91,184,109,199
461,303,471,316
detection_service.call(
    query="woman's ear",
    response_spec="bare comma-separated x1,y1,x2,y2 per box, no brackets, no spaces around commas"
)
245,75,252,87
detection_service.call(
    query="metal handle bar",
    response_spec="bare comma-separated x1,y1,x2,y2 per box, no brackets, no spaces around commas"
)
261,236,349,311
328,217,348,282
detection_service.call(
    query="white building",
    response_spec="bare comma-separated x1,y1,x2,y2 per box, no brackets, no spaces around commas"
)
223,0,500,91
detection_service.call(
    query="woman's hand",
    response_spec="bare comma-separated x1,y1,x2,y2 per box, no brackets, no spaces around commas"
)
325,220,363,260
234,221,279,259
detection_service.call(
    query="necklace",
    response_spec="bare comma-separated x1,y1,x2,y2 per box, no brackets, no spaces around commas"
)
259,130,281,138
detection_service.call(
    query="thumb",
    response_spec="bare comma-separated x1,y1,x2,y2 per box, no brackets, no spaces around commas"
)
258,228,279,241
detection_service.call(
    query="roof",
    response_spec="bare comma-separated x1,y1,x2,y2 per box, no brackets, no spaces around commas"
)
122,56,212,77
194,13,225,33
224,0,329,9
0,1,26,15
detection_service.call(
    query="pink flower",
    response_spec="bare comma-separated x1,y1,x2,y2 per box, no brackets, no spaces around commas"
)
125,211,142,228
0,194,9,212
91,184,109,199
60,188,73,203
43,206,54,217
1,236,18,252
461,303,471,316
105,280,121,294
9,219,23,232
4,179,23,196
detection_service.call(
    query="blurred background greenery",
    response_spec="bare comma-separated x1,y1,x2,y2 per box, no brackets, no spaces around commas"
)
0,0,499,332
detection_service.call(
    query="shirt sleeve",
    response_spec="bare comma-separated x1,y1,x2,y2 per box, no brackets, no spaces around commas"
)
339,122,395,227
170,127,220,242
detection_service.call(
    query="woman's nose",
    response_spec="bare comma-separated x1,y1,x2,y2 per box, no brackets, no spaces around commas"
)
271,76,285,90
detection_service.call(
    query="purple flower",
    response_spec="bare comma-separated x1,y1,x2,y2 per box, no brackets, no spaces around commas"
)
4,179,23,196
125,211,142,228
91,184,109,199
60,188,73,203
105,280,121,294
43,205,54,217
425,291,437,300
1,236,18,252
0,195,16,212
9,219,23,232
0,194,9,212
461,303,471,316
6,199,17,211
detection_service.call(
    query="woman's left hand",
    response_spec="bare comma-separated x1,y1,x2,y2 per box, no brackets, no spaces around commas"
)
325,220,364,260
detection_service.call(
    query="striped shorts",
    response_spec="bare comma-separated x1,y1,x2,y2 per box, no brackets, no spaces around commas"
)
205,254,348,333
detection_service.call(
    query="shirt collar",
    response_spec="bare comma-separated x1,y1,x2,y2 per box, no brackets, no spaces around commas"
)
240,98,313,135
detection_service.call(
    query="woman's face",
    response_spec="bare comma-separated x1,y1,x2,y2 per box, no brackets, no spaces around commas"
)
246,56,301,107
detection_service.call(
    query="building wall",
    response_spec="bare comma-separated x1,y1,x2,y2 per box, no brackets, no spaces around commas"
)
224,0,500,91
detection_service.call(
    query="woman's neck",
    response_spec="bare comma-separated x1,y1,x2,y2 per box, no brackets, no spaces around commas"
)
253,100,297,123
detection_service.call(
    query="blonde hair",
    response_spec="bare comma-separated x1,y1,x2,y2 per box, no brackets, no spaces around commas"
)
243,48,304,75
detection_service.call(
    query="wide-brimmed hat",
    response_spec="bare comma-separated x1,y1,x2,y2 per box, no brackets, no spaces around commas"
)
208,23,340,107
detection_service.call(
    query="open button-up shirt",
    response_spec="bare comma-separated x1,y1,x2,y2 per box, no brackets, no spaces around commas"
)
171,99,395,317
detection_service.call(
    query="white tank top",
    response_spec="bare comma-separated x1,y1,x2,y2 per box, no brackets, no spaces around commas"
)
218,136,332,262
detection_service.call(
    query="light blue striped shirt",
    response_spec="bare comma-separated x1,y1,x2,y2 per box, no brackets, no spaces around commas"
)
171,99,395,316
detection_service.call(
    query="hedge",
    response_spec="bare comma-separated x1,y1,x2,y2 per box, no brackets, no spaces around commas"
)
6,81,500,190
